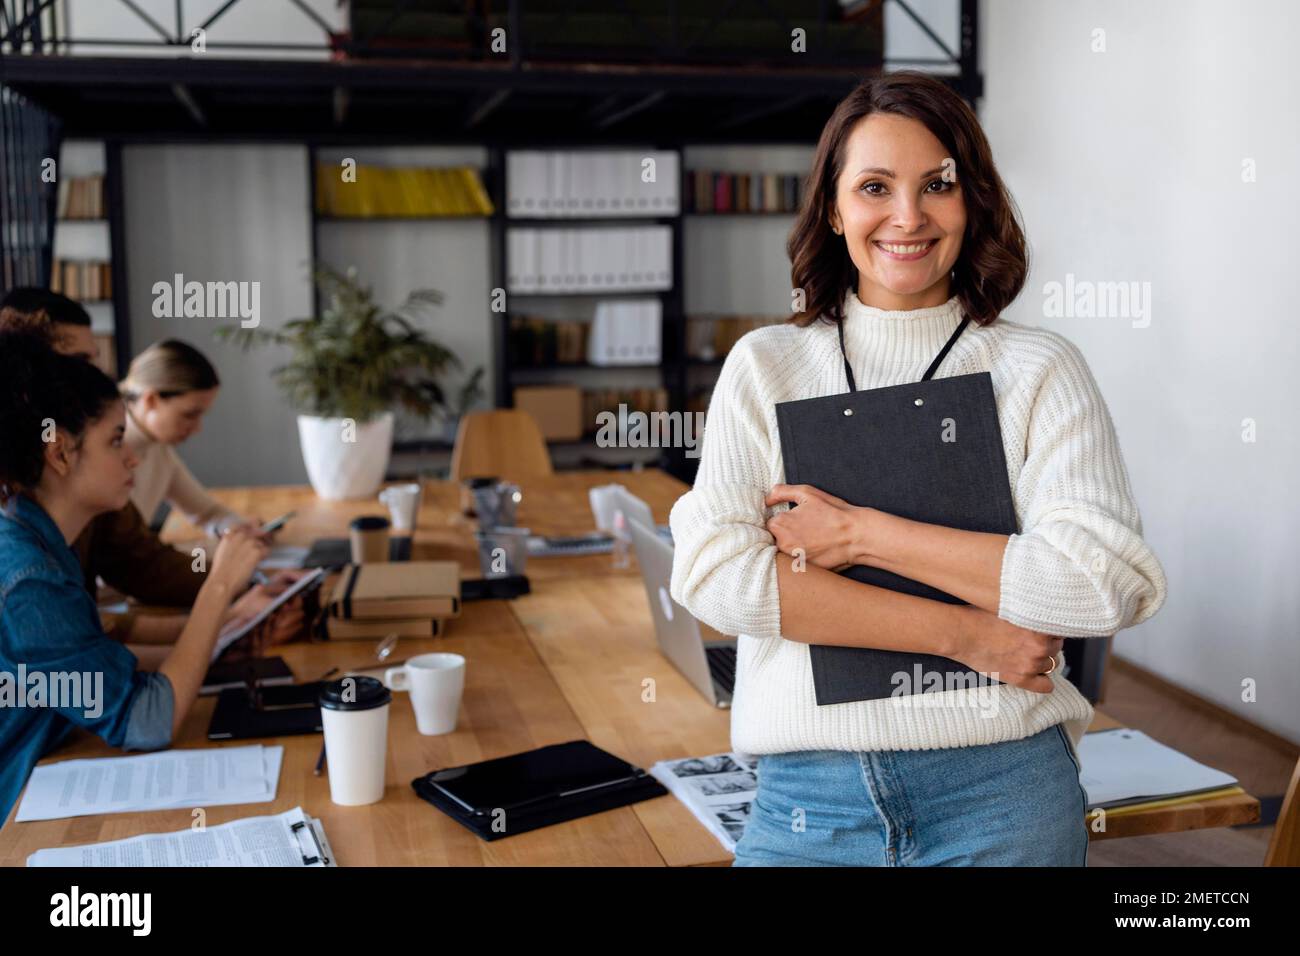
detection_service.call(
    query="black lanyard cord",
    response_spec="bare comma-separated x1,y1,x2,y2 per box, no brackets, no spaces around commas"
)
837,309,971,393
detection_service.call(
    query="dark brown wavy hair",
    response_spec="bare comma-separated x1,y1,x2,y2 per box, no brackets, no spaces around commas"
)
788,71,1028,329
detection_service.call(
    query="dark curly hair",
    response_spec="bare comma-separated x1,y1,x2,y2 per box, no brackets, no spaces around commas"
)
787,70,1028,330
0,329,122,502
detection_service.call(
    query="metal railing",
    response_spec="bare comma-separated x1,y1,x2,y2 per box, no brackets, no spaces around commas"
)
0,0,962,72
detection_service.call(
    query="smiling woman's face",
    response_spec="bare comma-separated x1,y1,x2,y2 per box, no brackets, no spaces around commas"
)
829,112,967,311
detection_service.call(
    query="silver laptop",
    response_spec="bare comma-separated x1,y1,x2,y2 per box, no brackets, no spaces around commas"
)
626,515,737,709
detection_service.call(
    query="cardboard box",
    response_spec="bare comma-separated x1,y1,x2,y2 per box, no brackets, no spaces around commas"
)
514,385,584,441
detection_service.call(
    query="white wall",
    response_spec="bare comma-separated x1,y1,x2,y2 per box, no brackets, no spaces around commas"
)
980,0,1300,743
122,144,314,487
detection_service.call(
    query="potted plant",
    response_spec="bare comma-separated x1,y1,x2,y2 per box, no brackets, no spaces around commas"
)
219,264,476,499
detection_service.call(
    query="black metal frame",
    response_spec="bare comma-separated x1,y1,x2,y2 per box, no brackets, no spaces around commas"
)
4,0,890,66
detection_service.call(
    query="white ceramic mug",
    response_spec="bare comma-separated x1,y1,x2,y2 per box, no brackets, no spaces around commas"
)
588,483,625,533
378,482,422,534
384,653,465,736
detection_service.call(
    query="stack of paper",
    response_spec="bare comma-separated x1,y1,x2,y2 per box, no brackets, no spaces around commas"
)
15,745,283,822
28,806,335,867
1077,728,1239,810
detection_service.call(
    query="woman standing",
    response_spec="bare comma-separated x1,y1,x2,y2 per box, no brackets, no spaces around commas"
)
668,72,1167,866
0,331,266,822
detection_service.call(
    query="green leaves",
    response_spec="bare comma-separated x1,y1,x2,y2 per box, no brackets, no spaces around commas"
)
216,264,480,423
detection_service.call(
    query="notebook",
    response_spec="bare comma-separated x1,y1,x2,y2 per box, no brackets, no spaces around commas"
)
327,561,461,620
322,616,442,640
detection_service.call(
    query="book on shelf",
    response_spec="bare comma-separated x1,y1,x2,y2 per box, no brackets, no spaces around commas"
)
506,226,672,293
685,170,805,214
509,315,590,366
50,259,112,302
685,313,786,360
582,387,670,427
315,164,494,218
55,174,106,220
506,149,679,218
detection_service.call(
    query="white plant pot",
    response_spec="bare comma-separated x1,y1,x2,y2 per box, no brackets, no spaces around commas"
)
297,412,394,500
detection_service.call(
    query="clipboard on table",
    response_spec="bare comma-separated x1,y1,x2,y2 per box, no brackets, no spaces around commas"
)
774,313,1019,706
411,740,667,842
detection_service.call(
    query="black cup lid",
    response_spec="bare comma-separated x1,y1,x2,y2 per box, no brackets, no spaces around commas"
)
319,675,392,711
465,476,499,488
349,515,390,531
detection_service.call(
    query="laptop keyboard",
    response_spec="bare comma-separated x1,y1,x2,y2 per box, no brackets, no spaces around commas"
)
527,524,672,557
706,645,737,696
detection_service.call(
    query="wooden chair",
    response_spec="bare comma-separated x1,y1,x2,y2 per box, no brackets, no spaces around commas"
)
449,409,554,483
1264,754,1300,866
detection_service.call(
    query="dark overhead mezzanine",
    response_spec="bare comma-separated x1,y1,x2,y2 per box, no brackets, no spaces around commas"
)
0,0,980,142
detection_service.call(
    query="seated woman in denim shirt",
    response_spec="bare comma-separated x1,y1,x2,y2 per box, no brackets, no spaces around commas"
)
0,330,267,823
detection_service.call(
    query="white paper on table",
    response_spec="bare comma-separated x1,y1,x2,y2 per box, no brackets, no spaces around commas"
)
16,745,283,822
27,806,335,867
1077,728,1239,809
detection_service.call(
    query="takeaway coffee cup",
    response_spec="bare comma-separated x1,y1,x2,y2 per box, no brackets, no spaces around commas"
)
384,653,466,736
349,515,390,564
318,676,392,806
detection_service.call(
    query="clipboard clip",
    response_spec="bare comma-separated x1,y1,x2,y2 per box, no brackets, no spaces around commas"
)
291,818,330,866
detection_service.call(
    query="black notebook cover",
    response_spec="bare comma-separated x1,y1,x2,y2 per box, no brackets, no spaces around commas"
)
411,740,668,842
774,371,1019,705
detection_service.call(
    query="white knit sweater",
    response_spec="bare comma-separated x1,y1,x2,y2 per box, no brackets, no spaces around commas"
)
668,290,1167,762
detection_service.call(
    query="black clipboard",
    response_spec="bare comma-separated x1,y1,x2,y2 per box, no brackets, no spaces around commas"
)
774,312,1019,705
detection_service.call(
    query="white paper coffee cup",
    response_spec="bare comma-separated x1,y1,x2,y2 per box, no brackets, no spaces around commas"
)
319,676,392,806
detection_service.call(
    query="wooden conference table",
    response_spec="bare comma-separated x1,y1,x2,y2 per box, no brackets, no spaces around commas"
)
0,469,1259,865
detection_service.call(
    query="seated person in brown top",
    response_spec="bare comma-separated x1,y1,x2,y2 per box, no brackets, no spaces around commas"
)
0,289,305,652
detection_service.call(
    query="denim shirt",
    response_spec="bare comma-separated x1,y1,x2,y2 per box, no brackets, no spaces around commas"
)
0,495,174,825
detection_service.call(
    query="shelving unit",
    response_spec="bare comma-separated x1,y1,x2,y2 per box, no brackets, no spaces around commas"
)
486,145,685,472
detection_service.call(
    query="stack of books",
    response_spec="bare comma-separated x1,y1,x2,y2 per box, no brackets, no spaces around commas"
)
323,561,461,640
685,170,805,214
582,387,670,428
508,316,589,366
50,259,112,301
56,175,105,220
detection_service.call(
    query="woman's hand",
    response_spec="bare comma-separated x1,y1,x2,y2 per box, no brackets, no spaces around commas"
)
765,483,871,572
208,525,268,596
220,601,308,659
949,606,1065,695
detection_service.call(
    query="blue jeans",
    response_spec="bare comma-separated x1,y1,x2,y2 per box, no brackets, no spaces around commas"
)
733,723,1089,866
